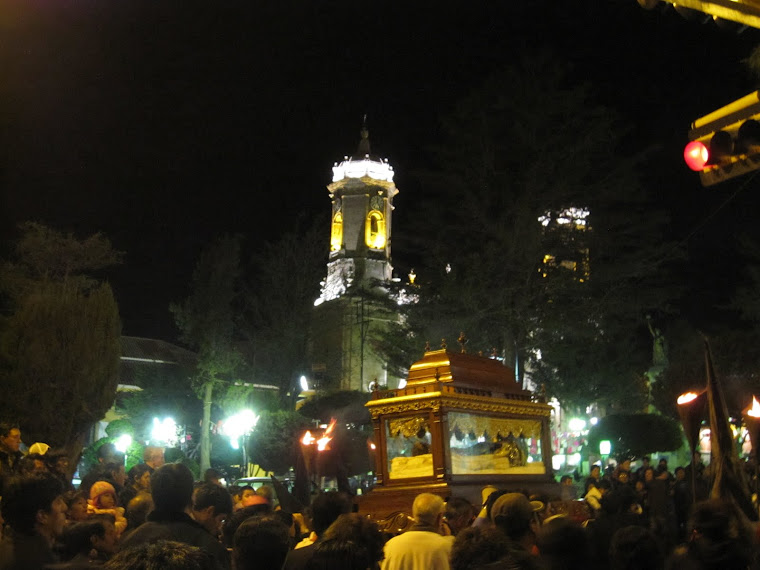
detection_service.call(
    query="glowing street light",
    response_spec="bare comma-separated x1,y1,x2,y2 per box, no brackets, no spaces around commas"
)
300,375,309,392
222,410,260,450
114,434,133,454
151,417,178,447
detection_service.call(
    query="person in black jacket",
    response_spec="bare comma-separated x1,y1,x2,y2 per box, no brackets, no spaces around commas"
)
119,464,229,570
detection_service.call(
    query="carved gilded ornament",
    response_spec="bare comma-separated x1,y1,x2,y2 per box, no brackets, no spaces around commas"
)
367,392,551,419
387,417,430,438
449,414,542,440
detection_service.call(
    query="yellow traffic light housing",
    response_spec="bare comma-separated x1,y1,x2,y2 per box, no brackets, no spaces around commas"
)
685,90,760,186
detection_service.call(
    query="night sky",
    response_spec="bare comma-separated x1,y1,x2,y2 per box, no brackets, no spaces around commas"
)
2,0,760,340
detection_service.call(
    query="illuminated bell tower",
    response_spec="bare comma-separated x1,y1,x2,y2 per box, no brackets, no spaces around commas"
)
312,123,400,391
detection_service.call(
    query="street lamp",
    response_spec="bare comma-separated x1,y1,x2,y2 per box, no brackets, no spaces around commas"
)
150,417,178,447
222,410,260,477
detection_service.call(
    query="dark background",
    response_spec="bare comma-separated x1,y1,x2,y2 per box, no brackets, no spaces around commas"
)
2,0,759,340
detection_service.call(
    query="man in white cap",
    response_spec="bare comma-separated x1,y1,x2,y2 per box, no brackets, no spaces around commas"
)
381,493,454,570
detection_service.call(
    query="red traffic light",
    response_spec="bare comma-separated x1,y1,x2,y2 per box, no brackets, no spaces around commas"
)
684,140,709,171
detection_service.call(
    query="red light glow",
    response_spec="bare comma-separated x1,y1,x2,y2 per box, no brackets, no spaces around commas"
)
684,141,709,171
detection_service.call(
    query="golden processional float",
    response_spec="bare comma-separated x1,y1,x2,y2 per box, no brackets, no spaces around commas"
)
356,341,555,526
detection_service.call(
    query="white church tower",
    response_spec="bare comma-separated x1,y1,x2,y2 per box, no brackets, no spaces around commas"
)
311,122,400,391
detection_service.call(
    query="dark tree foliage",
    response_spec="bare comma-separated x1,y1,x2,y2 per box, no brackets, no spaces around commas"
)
171,234,244,473
587,413,683,461
239,215,327,407
0,223,122,473
378,51,679,412
652,321,760,420
246,410,311,475
297,391,370,425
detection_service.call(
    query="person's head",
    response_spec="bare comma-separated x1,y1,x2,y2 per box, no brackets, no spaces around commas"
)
315,513,385,569
256,484,274,504
97,443,118,465
309,491,353,537
61,520,109,559
0,422,21,453
143,446,165,470
590,465,601,478
151,463,194,513
675,466,686,481
233,485,255,509
62,515,118,559
536,516,590,569
490,492,542,541
222,505,275,547
192,482,233,536
47,450,70,476
618,471,630,484
560,475,573,486
90,514,119,556
232,515,291,570
91,480,118,509
620,459,632,471
103,540,216,570
610,525,663,570
641,456,651,466
451,526,510,570
644,467,655,483
1,472,66,541
128,463,152,492
412,492,445,528
445,497,476,536
203,468,222,485
105,462,127,488
63,490,89,522
126,492,154,530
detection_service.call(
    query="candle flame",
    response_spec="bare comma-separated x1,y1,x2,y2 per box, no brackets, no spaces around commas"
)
677,392,699,405
748,396,760,418
301,431,315,446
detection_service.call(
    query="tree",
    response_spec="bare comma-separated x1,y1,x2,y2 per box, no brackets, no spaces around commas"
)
240,216,326,407
0,223,122,475
380,51,679,412
246,410,311,475
171,235,243,474
587,413,683,461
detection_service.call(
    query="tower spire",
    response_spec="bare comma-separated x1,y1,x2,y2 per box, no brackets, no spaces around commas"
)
356,114,371,157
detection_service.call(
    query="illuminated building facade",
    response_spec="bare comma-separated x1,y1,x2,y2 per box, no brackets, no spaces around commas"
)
311,125,401,391
538,207,591,281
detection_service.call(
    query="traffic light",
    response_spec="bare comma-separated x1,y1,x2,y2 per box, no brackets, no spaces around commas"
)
685,90,760,187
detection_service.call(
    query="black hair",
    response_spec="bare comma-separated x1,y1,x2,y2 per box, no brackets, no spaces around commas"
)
232,515,291,570
127,463,151,485
537,516,591,569
151,463,194,513
451,526,510,570
103,540,216,570
233,484,254,500
203,468,222,482
309,491,353,537
193,482,233,516
1,472,64,534
222,504,274,547
0,421,19,439
610,525,663,570
60,520,107,559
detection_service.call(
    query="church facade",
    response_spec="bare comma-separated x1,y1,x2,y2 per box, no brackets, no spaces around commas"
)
310,125,402,392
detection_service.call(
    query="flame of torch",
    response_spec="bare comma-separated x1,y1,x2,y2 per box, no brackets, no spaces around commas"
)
748,396,760,418
302,431,315,446
316,418,337,451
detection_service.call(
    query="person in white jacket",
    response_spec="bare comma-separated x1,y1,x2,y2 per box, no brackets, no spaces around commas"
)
584,478,611,515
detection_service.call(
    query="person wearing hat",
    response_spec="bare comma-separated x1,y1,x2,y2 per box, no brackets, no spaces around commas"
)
87,480,127,536
381,493,454,570
490,492,544,560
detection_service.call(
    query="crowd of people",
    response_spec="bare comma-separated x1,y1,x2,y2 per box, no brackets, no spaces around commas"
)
2,420,759,569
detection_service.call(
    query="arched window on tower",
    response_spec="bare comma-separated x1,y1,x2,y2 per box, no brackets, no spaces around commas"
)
365,210,386,249
331,212,343,252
